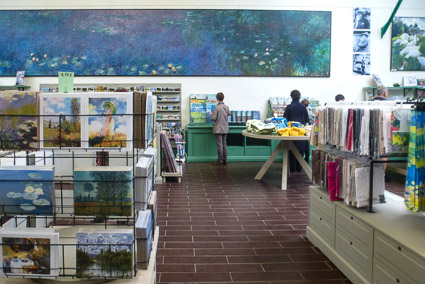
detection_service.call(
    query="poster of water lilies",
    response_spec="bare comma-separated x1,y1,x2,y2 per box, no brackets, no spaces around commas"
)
0,166,54,215
391,17,425,71
0,10,331,77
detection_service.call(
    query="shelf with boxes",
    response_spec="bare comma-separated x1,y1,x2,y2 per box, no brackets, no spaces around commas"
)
0,89,159,282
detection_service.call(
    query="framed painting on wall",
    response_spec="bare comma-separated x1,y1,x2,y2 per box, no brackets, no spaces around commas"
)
0,10,331,77
391,17,425,71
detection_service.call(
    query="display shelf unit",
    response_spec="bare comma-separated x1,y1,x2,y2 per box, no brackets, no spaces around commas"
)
363,86,425,101
0,85,30,91
307,185,425,284
186,125,282,162
0,91,157,281
154,85,181,146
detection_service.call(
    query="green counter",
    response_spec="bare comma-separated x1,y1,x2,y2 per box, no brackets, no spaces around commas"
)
186,124,282,162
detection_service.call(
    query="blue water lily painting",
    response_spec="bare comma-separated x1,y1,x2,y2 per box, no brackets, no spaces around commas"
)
0,166,54,215
0,10,331,77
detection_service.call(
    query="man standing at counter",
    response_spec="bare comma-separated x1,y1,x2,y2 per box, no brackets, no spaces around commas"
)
283,90,309,172
210,92,230,165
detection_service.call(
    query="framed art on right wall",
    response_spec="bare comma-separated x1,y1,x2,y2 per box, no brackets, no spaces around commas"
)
391,17,425,71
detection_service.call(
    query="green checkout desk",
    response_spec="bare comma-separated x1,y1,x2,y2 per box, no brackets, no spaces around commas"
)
186,124,281,162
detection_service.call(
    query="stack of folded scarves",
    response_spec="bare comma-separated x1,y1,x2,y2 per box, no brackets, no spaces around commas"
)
246,120,277,135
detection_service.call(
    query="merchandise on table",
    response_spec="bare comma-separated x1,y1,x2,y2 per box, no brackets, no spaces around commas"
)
246,120,277,135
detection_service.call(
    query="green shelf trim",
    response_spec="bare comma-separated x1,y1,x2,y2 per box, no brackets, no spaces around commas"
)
0,85,31,91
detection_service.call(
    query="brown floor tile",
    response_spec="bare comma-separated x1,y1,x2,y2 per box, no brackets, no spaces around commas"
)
156,162,349,283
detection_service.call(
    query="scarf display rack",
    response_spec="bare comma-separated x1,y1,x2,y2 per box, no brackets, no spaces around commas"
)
312,101,414,213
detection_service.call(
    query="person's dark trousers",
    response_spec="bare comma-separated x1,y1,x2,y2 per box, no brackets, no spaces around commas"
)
305,142,310,165
290,141,306,172
214,134,228,164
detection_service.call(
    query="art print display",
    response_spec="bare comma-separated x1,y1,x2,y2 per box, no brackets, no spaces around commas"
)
0,166,54,215
0,229,60,277
0,91,38,149
353,31,370,52
15,71,25,85
353,54,370,75
353,8,370,30
0,10,331,77
74,166,133,216
76,229,133,278
391,17,425,71
40,94,82,148
189,95,207,124
88,93,132,149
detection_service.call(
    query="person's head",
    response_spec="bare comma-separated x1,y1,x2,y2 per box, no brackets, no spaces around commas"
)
335,94,345,102
301,99,309,108
216,92,224,102
290,90,301,101
377,86,388,98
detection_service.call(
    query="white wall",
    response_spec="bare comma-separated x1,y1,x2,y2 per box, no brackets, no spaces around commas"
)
1,0,425,126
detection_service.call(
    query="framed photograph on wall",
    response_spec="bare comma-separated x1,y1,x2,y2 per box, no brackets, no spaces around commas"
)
391,17,425,71
353,31,370,52
353,54,371,76
353,8,371,30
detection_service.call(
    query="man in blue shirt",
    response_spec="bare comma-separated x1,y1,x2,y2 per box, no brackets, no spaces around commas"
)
283,90,309,172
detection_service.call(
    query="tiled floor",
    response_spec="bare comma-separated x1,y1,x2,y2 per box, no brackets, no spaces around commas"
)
155,162,351,283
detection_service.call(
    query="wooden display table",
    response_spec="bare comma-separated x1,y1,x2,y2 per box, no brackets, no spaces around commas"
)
242,131,311,190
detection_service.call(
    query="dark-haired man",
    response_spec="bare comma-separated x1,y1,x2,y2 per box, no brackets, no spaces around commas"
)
210,92,230,165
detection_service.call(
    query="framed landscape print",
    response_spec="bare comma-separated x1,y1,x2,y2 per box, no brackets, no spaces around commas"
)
0,91,38,150
73,166,133,216
39,93,83,148
391,17,425,71
0,10,331,77
87,92,132,150
76,229,133,279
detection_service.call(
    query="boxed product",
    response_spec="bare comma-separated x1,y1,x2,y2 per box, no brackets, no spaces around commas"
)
135,209,153,270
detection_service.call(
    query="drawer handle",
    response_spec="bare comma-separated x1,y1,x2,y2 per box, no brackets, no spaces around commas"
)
350,216,354,220
319,217,322,221
350,241,353,246
398,246,402,252
320,196,323,200
396,278,400,283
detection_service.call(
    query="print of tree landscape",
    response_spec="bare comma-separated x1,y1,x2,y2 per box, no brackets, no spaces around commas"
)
42,97,81,147
74,169,132,216
0,10,331,77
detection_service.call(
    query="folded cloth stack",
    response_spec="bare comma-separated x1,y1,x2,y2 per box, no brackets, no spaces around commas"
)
246,120,277,135
277,126,307,136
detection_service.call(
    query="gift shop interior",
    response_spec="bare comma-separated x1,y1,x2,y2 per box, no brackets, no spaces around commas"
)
0,0,425,283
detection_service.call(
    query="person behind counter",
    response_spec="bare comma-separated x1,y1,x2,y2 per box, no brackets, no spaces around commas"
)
372,86,388,101
335,94,345,102
283,90,309,172
209,92,230,165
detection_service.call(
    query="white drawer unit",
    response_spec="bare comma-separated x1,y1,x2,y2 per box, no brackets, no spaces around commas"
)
373,257,417,284
310,186,335,222
309,206,335,247
374,231,425,284
335,224,373,281
336,206,373,244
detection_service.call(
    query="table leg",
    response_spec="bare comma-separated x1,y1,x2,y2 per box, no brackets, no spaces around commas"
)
254,141,283,180
281,141,289,190
287,141,312,180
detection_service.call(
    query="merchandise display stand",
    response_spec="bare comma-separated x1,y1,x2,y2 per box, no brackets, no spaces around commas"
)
242,130,311,190
162,164,183,183
0,91,158,282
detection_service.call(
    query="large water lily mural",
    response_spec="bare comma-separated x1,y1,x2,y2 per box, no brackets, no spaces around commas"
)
0,10,331,77
391,17,425,71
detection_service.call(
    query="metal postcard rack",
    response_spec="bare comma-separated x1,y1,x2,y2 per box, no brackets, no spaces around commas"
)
0,103,157,280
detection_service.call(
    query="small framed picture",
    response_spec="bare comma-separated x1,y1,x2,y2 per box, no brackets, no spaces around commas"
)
15,71,25,85
404,75,418,87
